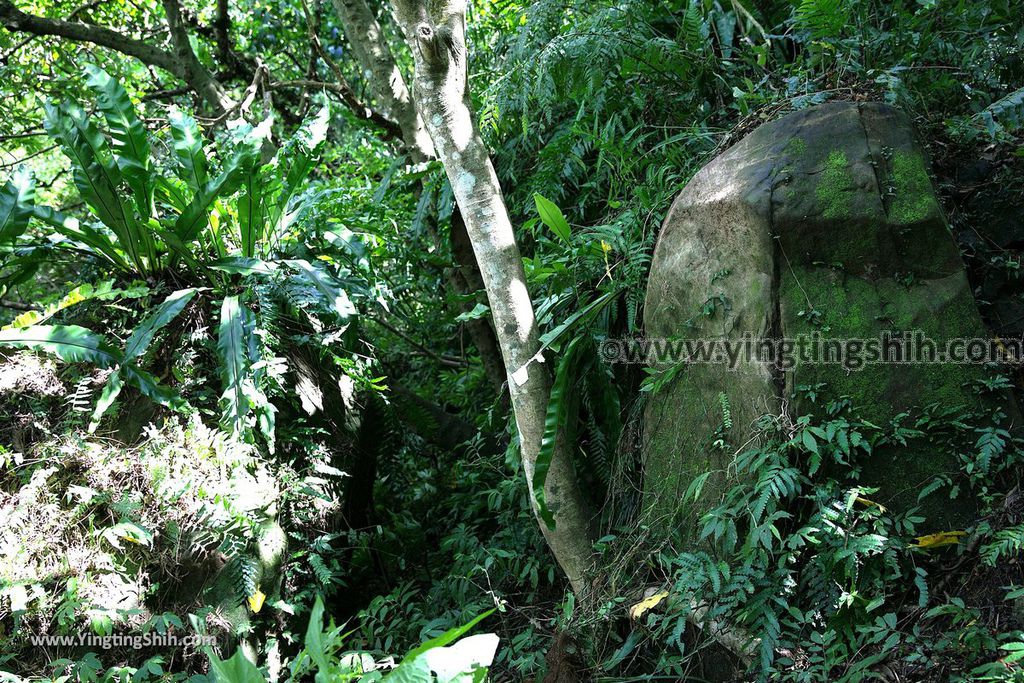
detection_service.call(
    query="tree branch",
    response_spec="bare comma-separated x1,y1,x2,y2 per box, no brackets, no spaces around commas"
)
160,0,234,114
0,0,180,74
368,314,468,368
0,0,234,114
0,0,104,61
140,85,191,102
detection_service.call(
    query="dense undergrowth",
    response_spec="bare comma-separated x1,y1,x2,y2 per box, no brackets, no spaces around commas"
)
1,0,1024,680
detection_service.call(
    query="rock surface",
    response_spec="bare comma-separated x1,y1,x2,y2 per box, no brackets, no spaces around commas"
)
643,101,1017,535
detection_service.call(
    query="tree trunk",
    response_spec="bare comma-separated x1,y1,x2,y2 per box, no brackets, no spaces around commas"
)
390,0,594,594
331,0,505,394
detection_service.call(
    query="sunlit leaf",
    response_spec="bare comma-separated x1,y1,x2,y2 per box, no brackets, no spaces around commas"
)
912,531,966,549
534,192,571,243
0,167,35,242
629,591,669,620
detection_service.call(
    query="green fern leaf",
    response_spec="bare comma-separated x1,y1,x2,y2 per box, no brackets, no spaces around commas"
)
533,335,587,529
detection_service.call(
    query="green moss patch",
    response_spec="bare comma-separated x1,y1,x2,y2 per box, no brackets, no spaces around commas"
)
889,151,939,225
816,150,853,219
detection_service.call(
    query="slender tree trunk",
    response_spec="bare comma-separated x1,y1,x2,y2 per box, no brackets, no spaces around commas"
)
330,0,434,160
390,0,594,594
450,210,507,392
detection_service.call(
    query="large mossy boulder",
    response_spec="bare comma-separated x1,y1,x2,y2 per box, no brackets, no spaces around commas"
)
643,101,1017,536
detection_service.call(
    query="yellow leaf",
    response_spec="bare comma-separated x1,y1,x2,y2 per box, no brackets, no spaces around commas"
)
601,240,612,254
248,588,266,613
912,531,966,549
855,496,887,512
629,591,669,620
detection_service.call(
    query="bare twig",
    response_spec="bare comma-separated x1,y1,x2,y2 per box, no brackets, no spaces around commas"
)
140,85,191,102
298,0,403,141
0,127,45,143
0,299,41,312
267,79,403,139
1,143,59,169
369,314,468,368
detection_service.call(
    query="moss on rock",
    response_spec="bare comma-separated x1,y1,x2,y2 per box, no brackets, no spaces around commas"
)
889,151,940,226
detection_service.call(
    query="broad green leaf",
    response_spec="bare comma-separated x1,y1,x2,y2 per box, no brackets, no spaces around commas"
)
604,630,642,670
175,144,257,241
534,193,571,243
0,167,35,242
802,430,818,454
418,633,498,683
168,108,208,193
88,370,124,433
382,656,431,683
292,105,331,153
100,521,153,549
28,204,129,271
241,303,275,450
206,647,266,683
154,176,191,213
980,86,1024,133
303,595,331,674
0,324,122,367
286,259,356,321
238,162,266,258
208,257,280,276
267,106,330,236
218,295,250,437
0,252,46,291
390,610,495,673
85,65,153,219
123,288,197,361
455,303,490,322
43,100,151,272
383,612,497,683
122,365,186,411
538,291,614,351
150,222,203,273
